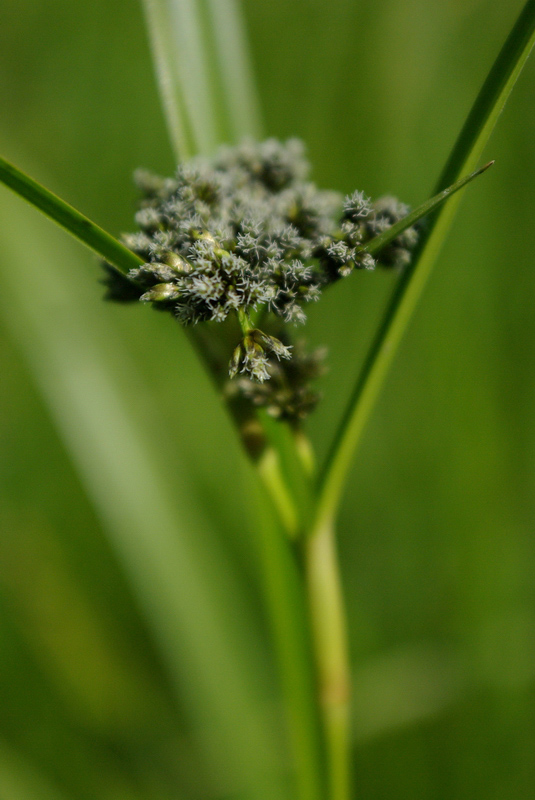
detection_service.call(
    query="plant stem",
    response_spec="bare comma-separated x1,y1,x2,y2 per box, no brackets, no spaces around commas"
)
303,517,350,800
237,308,253,334
256,488,326,800
203,0,263,142
256,447,300,538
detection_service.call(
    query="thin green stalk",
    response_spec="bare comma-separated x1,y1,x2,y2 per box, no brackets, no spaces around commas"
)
259,412,316,535
303,520,350,800
255,486,326,800
294,430,316,479
314,0,535,537
0,156,143,276
256,447,300,538
142,0,263,158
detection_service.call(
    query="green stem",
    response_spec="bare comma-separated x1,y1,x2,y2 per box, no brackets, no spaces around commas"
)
294,429,316,479
256,488,326,800
237,308,253,335
256,447,300,538
303,518,350,800
203,0,263,142
0,156,143,276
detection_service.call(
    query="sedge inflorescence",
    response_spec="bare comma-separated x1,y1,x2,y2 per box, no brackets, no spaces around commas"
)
104,139,418,419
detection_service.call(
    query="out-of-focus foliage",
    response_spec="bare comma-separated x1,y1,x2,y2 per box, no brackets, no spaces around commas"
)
0,1,534,798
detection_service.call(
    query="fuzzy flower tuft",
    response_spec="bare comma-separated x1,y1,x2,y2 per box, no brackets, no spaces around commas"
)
103,138,418,389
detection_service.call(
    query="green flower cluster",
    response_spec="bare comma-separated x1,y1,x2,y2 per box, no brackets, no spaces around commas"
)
103,139,418,417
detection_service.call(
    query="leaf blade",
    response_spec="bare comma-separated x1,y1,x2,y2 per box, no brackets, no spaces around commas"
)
362,161,494,258
314,0,535,534
0,176,288,800
203,0,263,142
0,156,143,275
140,0,195,162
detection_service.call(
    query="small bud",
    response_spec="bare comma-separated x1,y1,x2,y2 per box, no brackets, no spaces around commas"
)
243,334,262,358
140,283,180,302
229,343,243,379
338,262,354,277
190,229,218,245
358,252,375,270
252,330,292,360
164,252,192,272
343,190,372,222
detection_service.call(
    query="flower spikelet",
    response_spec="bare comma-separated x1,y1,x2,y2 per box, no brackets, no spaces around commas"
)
102,138,419,387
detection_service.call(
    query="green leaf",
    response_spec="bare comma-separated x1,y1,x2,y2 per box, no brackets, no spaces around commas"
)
140,0,196,162
0,175,288,800
361,161,494,258
0,743,69,800
0,155,143,276
141,0,262,162
201,0,263,142
314,0,535,535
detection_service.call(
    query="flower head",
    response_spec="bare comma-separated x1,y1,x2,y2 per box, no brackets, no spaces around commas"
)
103,138,418,398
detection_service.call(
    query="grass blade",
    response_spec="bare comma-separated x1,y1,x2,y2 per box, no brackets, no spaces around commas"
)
314,0,535,534
362,161,494,258
0,170,287,800
202,0,263,141
0,156,143,276
142,0,263,163
140,0,222,156
436,0,535,191
140,0,195,162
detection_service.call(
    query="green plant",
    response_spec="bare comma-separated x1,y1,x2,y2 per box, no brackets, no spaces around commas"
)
1,1,534,799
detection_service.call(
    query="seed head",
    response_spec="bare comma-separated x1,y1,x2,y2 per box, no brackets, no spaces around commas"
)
102,138,419,394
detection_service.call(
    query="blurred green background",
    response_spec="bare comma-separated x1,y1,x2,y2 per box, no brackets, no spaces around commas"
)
1,0,535,798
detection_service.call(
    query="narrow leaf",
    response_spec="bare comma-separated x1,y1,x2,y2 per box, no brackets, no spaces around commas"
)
0,155,143,275
0,186,287,800
203,0,263,141
141,0,195,162
361,161,494,258
315,0,535,534
436,0,535,191
0,743,69,800
140,0,221,157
